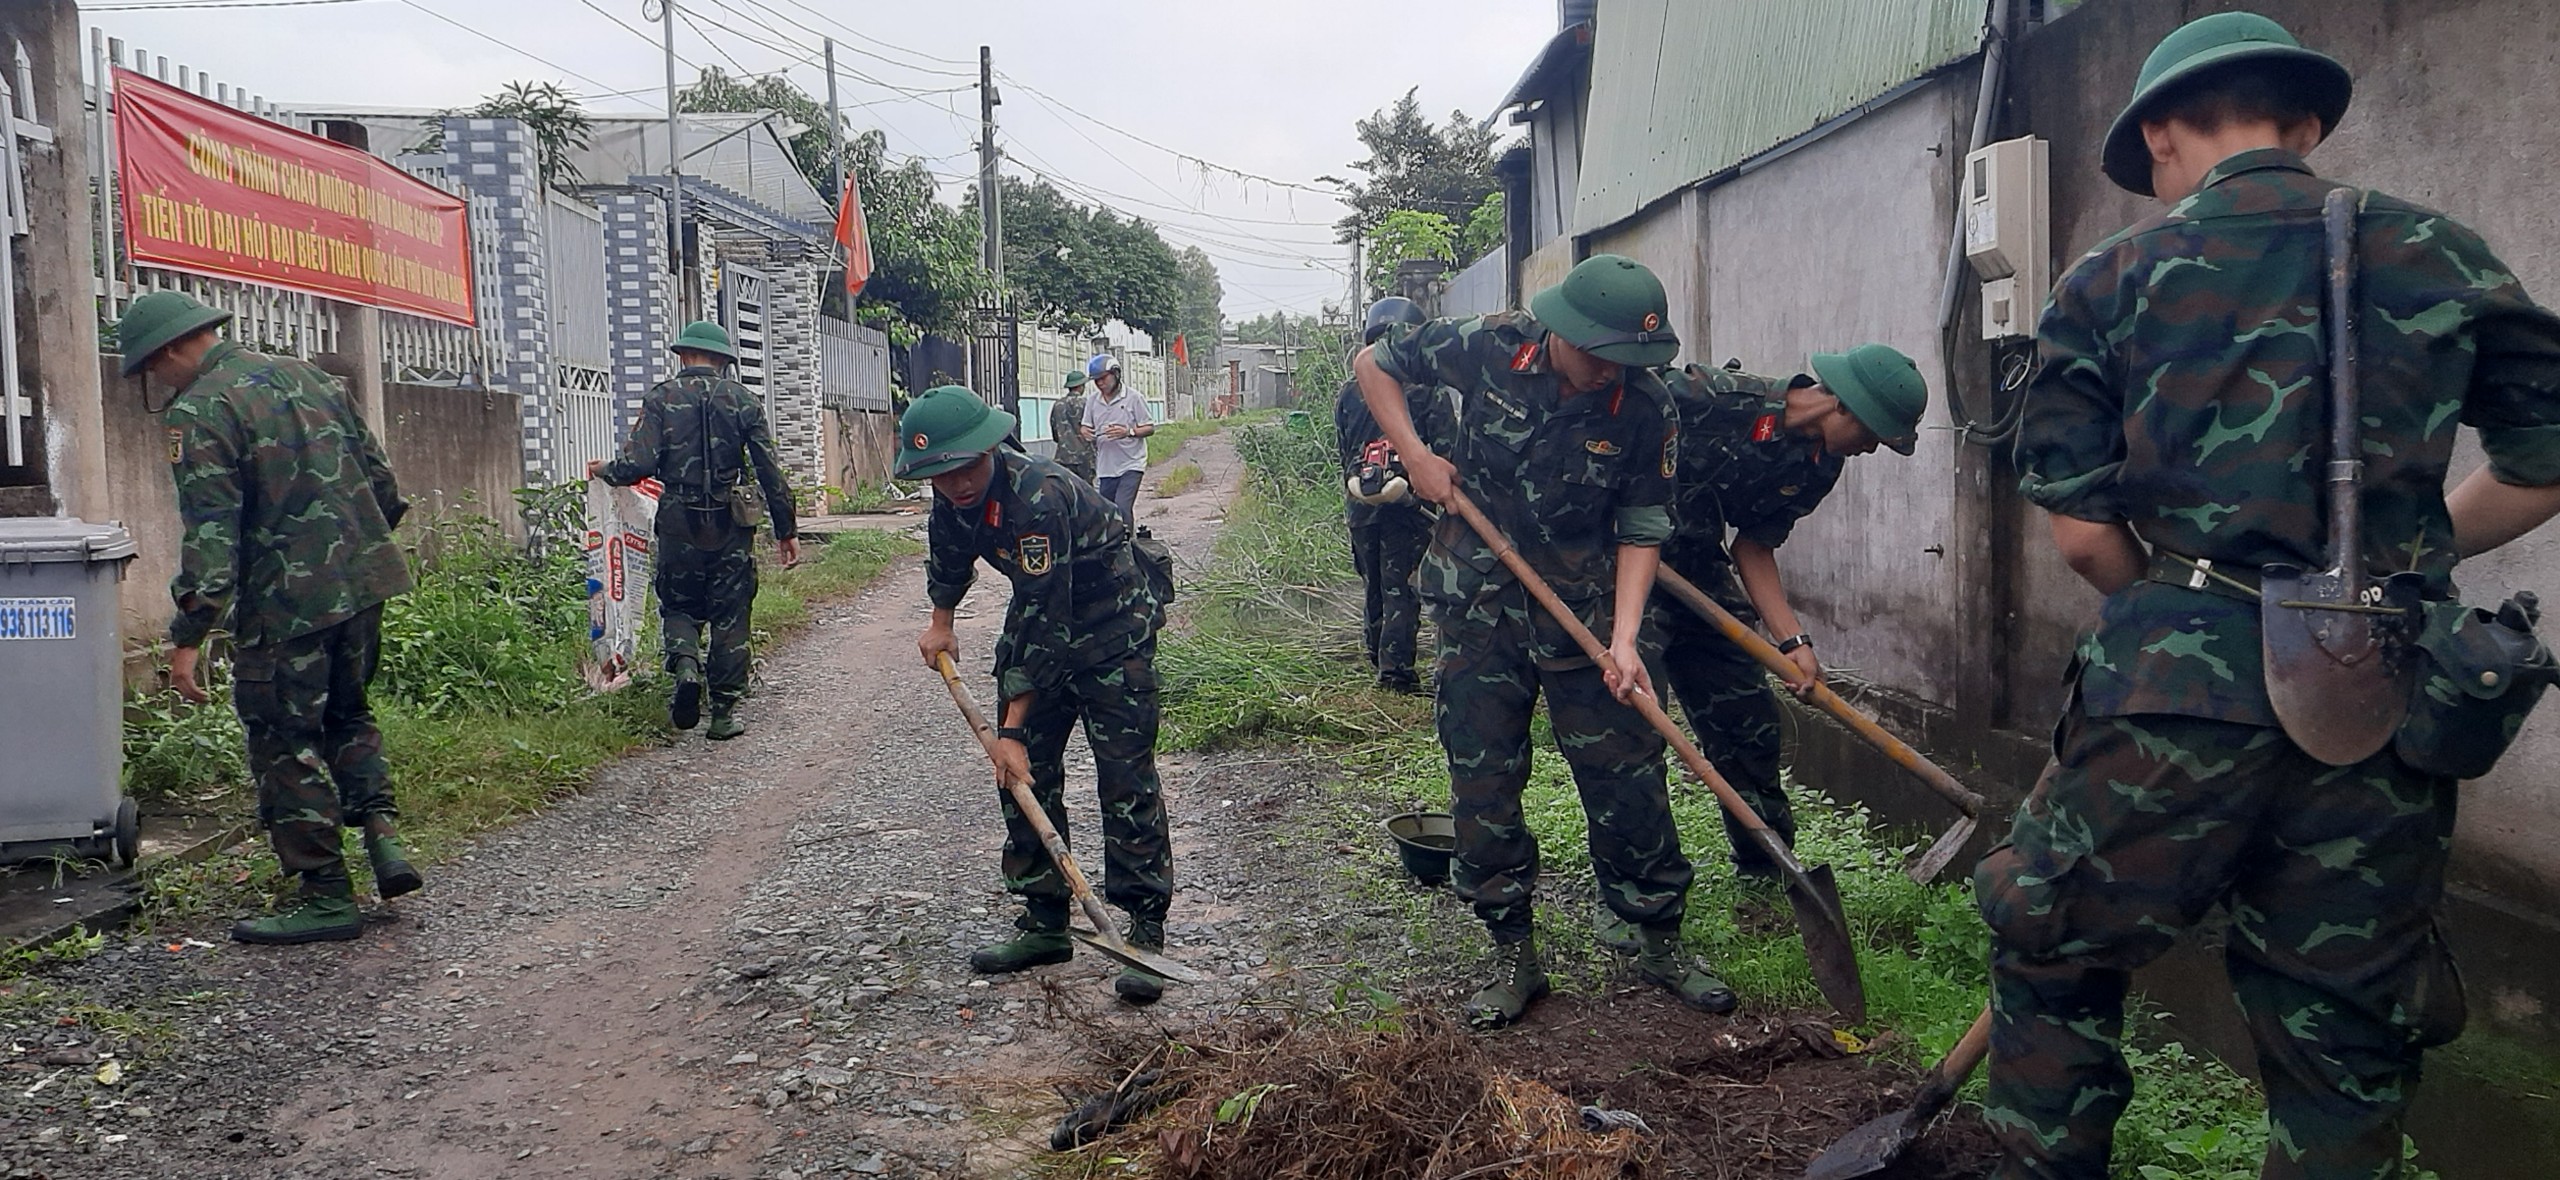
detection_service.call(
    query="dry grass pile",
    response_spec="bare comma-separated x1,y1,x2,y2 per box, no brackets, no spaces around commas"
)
1083,1012,1651,1180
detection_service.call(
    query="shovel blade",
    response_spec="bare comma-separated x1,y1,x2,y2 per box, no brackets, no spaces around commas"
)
1904,816,1979,885
2262,566,2409,766
1067,926,1207,986
1802,1108,1921,1180
1786,862,1868,1025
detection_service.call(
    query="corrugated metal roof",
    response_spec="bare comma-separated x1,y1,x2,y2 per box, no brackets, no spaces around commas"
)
1573,0,1987,233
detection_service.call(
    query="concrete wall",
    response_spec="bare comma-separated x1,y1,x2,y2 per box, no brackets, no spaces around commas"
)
96,357,526,647
0,0,107,521
821,407,897,494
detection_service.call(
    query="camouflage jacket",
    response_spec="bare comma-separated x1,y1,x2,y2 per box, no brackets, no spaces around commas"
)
2018,149,2560,725
599,366,798,544
164,341,412,650
1370,312,1676,616
1657,363,1844,588
1333,378,1434,529
1049,395,1096,472
926,449,1161,703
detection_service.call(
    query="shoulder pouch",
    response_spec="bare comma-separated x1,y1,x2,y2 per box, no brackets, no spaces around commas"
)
2394,593,2557,779
1131,526,1176,609
728,481,768,530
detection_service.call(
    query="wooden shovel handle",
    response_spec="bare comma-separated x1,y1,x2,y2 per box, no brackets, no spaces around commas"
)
1439,489,1801,860
933,653,1124,947
1914,1005,1996,1119
1654,568,1984,817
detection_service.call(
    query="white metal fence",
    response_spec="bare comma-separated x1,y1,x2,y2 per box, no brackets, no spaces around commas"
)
546,192,614,467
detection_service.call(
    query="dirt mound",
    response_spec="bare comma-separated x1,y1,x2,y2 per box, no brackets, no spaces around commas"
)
1068,991,1996,1180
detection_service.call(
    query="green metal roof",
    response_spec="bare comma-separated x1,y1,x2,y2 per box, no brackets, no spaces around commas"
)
1573,0,1989,233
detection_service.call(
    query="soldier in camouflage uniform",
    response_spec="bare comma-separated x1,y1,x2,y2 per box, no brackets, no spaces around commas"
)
1337,296,1433,693
121,291,421,945
1982,14,2560,1178
1050,370,1098,486
900,386,1176,1004
591,322,798,742
1354,255,1732,1027
1634,347,1925,889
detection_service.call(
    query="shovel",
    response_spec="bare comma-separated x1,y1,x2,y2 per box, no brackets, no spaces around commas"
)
933,653,1204,986
1438,488,1867,1024
1803,1004,1992,1180
2262,187,2416,767
1655,568,1982,883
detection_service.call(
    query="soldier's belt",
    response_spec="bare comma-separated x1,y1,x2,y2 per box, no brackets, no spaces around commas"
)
2145,550,2260,604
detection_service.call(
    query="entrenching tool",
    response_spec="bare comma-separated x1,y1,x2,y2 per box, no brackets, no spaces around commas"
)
2262,187,2418,766
1438,487,1867,1023
1802,1004,1993,1180
1654,569,1982,883
933,653,1204,986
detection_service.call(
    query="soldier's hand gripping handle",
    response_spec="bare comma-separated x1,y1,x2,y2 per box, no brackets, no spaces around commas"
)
918,612,959,671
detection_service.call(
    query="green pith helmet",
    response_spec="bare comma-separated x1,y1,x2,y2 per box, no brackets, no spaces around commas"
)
671,320,739,362
2103,11,2351,196
1809,343,1928,455
895,385,1017,479
116,291,234,376
1528,254,1678,368
1063,370,1089,390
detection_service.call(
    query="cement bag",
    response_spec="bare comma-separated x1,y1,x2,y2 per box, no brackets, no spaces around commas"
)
582,477,660,691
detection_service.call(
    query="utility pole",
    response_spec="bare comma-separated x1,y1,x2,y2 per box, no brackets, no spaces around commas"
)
977,46,1001,286
662,0,686,318
823,37,841,200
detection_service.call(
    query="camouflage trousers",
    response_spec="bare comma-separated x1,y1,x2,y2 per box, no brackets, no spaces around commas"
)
1432,587,1693,943
231,606,397,888
1647,594,1794,878
999,642,1172,928
1350,512,1428,678
1973,710,2465,1180
657,530,758,710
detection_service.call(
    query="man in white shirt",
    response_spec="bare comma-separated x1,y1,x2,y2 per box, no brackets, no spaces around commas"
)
1084,354,1156,521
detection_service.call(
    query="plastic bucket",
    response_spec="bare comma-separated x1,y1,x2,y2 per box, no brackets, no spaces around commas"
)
1382,811,1457,886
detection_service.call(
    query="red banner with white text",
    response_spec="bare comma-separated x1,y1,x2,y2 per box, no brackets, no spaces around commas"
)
113,68,475,326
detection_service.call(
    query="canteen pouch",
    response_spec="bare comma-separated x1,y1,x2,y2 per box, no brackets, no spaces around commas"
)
728,481,768,530
1131,526,1176,608
2394,593,2556,779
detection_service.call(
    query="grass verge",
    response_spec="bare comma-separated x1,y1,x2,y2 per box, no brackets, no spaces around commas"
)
1155,462,1204,497
1156,416,2430,1180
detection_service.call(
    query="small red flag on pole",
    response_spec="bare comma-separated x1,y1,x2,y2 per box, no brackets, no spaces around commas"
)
1171,333,1189,367
834,172,873,298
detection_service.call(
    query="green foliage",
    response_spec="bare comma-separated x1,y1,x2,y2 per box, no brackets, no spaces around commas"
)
123,675,246,801
997,176,1183,339
376,512,590,717
1147,412,1226,466
414,81,591,190
1364,209,1457,293
678,65,835,192
1172,245,1225,361
1460,192,1506,263
1293,323,1354,405
1324,89,1500,253
1230,311,1322,346
1156,462,1204,497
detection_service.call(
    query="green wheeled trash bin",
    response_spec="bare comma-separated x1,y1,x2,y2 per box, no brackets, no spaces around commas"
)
0,519,141,867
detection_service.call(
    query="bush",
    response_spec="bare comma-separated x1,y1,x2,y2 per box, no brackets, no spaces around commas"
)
375,512,591,717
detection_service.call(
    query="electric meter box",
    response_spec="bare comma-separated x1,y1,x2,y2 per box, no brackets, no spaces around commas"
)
1964,135,2050,340
0,518,140,867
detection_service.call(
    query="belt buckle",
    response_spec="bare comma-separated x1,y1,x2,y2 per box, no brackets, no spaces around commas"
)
2187,557,2212,591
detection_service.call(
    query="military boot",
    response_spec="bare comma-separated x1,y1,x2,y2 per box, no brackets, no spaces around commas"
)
705,703,745,741
361,817,424,900
1594,908,1640,955
970,903,1074,974
231,883,363,945
1462,935,1549,1030
669,655,704,730
1635,923,1738,1015
1113,915,1168,1005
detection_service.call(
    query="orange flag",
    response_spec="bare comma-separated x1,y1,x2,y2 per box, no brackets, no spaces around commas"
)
834,172,873,298
1172,333,1189,367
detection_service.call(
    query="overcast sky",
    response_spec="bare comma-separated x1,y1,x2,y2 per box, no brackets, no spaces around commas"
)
88,0,1560,321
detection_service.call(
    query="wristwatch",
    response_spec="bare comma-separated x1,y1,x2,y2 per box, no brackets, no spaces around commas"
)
1775,633,1814,655
996,725,1030,744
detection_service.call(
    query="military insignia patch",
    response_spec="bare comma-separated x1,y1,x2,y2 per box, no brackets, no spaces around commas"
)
1019,534,1052,575
1509,342,1540,373
166,428,184,465
1751,414,1778,443
1641,312,1661,332
912,432,930,450
1583,439,1621,456
1662,439,1676,479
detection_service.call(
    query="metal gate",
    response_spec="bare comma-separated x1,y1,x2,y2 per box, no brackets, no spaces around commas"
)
545,193,613,475
720,264,771,419
968,298,1019,418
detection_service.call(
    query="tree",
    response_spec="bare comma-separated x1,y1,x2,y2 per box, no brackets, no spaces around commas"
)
677,66,837,197
1230,311,1321,345
993,176,1182,340
1323,89,1499,249
1364,209,1457,293
1460,193,1506,263
836,130,988,346
413,81,592,190
1171,246,1224,355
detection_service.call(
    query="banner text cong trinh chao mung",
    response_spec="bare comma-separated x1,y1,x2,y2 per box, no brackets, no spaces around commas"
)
112,69,475,327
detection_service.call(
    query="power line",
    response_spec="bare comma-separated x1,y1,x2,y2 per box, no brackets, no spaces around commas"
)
575,0,695,70
997,71,1339,197
1000,150,1339,229
394,0,628,96
758,0,978,74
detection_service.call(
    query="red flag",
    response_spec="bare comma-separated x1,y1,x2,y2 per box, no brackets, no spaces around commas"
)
1172,333,1189,367
834,172,873,299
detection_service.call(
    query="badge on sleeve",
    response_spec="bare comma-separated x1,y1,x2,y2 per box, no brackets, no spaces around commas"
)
1019,534,1052,576
1750,414,1778,443
1663,438,1677,479
1583,439,1621,456
166,428,185,465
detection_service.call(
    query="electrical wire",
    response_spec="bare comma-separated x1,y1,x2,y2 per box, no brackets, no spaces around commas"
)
575,0,696,69
394,0,629,96
996,72,1339,197
758,0,979,74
